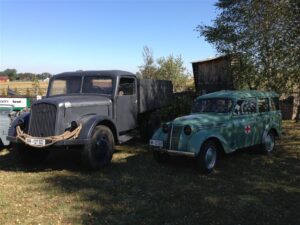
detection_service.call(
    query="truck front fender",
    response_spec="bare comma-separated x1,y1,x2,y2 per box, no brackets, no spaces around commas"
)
77,115,119,143
8,112,30,137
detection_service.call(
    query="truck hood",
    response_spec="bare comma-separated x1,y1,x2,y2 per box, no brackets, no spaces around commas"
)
172,113,230,127
33,95,112,107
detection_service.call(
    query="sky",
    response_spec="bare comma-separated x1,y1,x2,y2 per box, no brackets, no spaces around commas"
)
0,0,219,75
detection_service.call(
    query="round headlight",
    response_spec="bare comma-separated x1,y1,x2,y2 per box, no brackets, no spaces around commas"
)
162,123,169,133
184,125,192,135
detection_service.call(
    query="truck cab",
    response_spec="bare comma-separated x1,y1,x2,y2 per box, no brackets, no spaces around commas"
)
8,70,173,169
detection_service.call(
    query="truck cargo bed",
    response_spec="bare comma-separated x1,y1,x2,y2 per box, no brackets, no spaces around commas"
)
138,79,173,113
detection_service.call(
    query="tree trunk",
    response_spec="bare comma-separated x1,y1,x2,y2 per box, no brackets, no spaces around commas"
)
292,91,300,122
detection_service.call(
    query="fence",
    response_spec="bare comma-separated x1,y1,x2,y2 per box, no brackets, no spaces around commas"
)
0,87,48,96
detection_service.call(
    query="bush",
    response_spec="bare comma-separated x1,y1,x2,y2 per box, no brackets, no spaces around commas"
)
157,92,196,122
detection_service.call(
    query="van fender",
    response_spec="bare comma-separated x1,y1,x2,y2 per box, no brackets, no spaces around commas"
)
262,125,280,144
187,130,233,155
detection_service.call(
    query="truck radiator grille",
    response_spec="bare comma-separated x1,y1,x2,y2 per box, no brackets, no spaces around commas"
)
165,125,182,150
28,103,57,137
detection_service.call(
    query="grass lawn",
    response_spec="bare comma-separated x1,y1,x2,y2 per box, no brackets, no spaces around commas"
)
0,121,299,225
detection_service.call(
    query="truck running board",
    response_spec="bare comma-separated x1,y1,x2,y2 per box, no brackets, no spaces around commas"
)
118,134,134,144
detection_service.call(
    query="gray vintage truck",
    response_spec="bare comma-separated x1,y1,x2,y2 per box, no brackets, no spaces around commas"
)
7,70,173,169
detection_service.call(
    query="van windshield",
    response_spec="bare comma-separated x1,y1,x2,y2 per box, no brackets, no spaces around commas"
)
192,98,233,113
49,76,113,96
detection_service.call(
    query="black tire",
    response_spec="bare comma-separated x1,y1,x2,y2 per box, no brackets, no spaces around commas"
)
140,113,161,141
0,138,4,151
82,125,114,170
262,131,276,154
195,141,218,174
153,150,168,163
11,143,49,164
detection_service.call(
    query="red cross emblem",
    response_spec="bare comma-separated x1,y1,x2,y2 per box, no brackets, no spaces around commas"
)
245,125,251,134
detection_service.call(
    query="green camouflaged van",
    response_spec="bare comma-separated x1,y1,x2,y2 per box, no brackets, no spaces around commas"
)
150,90,282,174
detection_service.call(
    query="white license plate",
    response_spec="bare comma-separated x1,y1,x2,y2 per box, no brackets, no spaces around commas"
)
25,138,46,146
149,139,163,147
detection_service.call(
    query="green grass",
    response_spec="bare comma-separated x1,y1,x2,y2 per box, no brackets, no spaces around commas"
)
0,121,299,225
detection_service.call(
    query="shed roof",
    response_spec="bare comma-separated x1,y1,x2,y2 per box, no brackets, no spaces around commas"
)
0,75,8,80
191,55,228,64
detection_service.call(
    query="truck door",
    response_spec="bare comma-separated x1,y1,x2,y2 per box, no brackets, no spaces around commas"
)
116,77,138,132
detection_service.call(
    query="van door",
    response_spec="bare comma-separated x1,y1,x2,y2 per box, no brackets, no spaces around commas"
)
116,77,138,132
256,98,271,143
232,98,257,149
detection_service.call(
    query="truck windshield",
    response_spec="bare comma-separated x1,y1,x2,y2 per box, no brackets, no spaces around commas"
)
49,76,113,96
192,98,233,113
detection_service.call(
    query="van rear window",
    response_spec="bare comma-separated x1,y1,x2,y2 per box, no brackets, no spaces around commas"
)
270,97,280,111
258,98,270,112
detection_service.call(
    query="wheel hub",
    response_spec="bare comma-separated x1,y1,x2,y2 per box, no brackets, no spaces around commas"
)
205,147,217,169
95,137,108,160
265,134,274,152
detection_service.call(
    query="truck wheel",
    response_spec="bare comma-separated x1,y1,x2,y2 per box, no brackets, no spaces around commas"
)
11,143,49,164
82,125,114,170
0,139,4,151
195,141,217,174
262,131,275,154
153,150,168,163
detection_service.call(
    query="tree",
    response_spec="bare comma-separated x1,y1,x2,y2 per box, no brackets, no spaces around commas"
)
0,69,17,81
156,55,190,92
197,0,300,119
138,46,190,92
197,0,300,93
138,46,158,79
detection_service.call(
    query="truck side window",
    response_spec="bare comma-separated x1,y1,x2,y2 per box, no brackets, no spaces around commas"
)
82,76,113,95
270,97,280,111
118,78,135,96
258,98,270,112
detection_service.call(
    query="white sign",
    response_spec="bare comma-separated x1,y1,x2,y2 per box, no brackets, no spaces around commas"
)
25,138,46,147
149,139,163,147
0,98,28,109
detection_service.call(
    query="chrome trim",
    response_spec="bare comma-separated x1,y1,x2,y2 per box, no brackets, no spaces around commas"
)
153,148,196,157
169,124,173,149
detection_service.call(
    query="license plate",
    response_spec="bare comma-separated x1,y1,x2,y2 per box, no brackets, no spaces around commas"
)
25,138,46,146
149,139,163,147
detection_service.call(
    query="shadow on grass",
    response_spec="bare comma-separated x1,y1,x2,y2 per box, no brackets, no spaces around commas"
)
0,136,299,225
43,145,300,225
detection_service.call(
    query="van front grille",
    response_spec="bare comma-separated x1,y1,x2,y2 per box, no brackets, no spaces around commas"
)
164,125,182,150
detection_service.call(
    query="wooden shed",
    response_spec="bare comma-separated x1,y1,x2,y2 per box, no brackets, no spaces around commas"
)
192,55,235,95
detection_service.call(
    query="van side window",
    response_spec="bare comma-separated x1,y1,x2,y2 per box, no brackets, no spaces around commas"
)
270,97,280,111
258,98,270,112
118,77,135,96
233,98,257,115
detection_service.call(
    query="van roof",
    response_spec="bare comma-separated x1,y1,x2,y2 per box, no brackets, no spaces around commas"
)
197,90,279,100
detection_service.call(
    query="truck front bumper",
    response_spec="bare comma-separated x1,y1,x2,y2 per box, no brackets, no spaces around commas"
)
7,135,88,146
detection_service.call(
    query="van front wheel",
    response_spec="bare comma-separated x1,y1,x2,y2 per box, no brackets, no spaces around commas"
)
195,141,217,174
